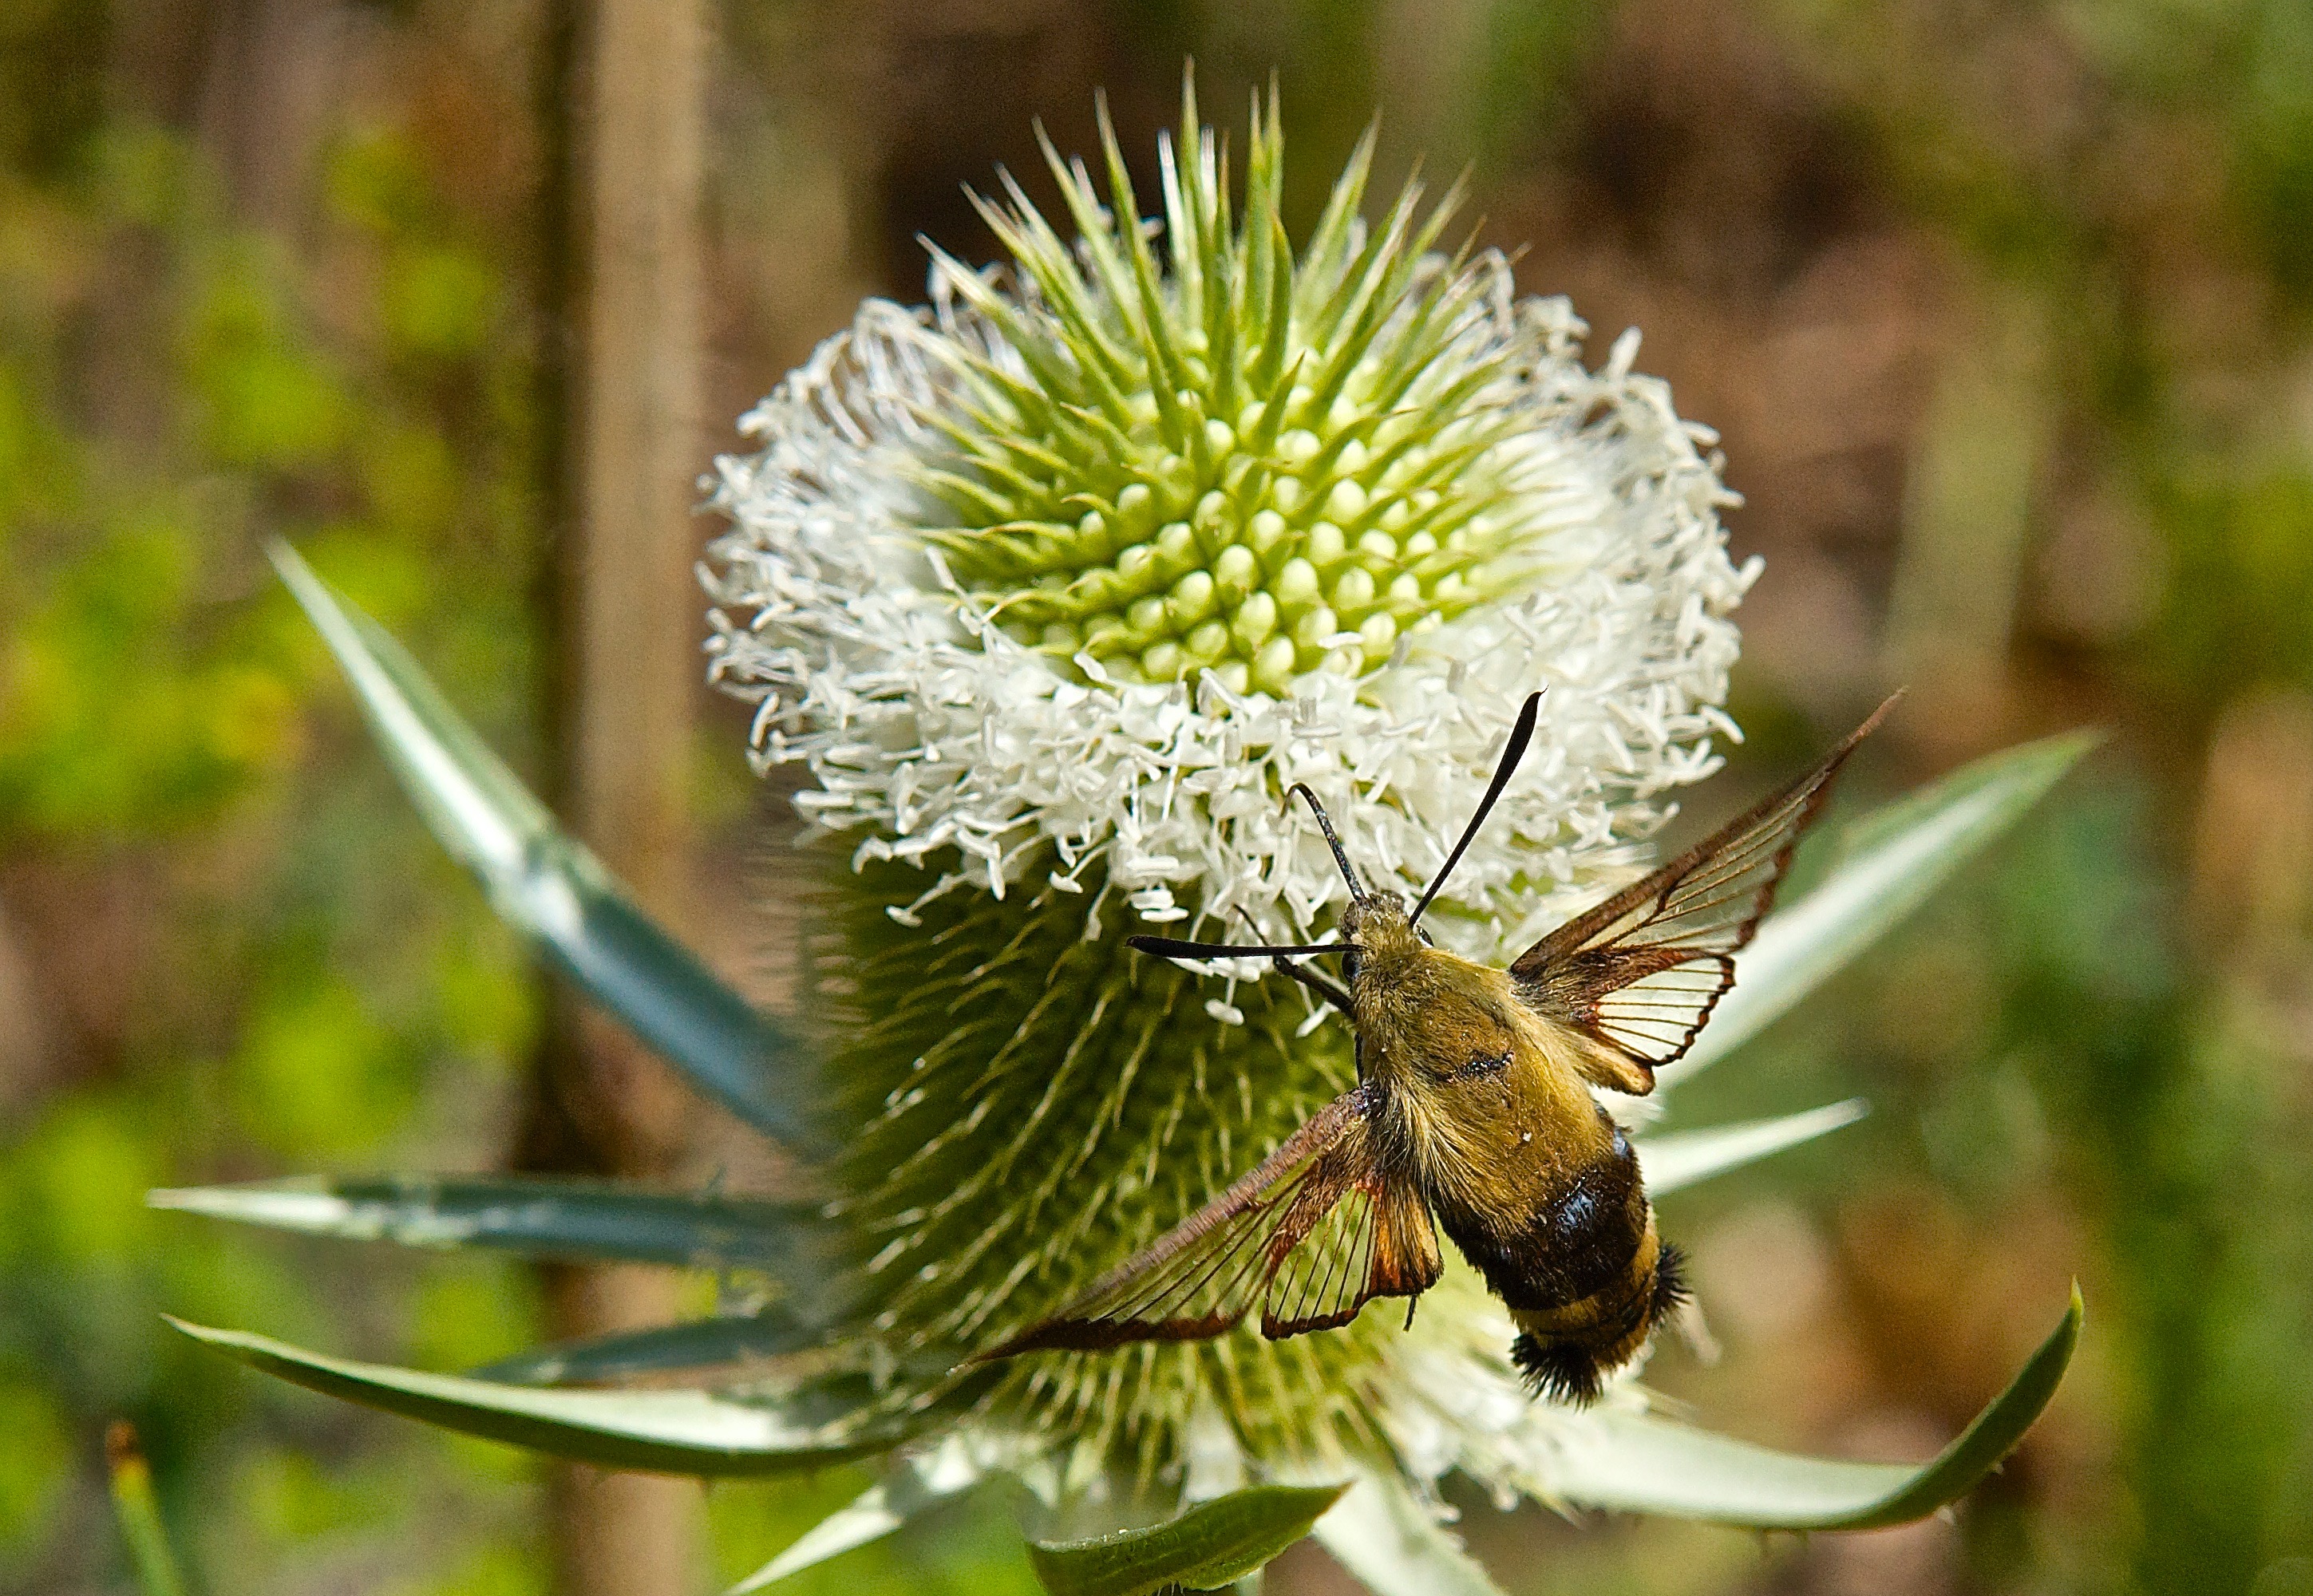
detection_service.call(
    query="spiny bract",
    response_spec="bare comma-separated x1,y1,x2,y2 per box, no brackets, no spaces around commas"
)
702,83,1753,1496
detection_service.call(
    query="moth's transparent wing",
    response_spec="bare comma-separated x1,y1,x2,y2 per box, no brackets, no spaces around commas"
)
1511,696,1897,1084
1261,1166,1440,1337
976,1089,1367,1358
980,1085,1436,1357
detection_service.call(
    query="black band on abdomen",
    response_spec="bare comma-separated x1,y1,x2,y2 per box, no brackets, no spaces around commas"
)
1439,1155,1647,1310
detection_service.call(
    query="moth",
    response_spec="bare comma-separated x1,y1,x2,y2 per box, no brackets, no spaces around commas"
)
983,693,1897,1402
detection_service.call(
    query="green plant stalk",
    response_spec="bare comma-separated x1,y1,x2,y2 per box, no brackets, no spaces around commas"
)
106,1423,188,1596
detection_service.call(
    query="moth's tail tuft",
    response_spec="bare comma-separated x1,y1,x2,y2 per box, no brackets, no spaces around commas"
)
1512,1244,1688,1406
1511,1331,1607,1406
1651,1240,1690,1321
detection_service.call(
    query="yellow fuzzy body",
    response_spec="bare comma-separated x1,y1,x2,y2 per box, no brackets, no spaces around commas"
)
1343,897,1668,1398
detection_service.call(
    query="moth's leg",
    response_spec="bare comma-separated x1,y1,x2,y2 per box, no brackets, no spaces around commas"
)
1270,954,1353,1016
1224,907,1354,1017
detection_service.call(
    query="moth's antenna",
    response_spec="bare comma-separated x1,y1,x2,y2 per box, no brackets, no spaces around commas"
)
1287,784,1367,903
1410,690,1542,926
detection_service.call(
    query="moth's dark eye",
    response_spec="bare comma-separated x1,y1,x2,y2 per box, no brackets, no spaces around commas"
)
1415,924,1434,948
1339,949,1362,985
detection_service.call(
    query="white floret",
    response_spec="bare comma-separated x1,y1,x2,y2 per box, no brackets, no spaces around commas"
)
703,270,1752,973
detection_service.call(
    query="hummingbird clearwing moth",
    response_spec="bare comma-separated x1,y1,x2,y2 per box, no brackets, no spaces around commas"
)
982,690,1899,1403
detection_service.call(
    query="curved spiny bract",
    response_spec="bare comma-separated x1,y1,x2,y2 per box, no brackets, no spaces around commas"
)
822,853,1402,1476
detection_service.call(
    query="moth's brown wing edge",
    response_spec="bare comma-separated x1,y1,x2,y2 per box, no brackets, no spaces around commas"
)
971,1085,1374,1364
1509,693,1900,1080
1536,948,1738,1092
975,1312,1240,1360
1258,1170,1442,1338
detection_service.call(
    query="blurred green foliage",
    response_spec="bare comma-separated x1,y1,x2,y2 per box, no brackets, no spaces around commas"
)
0,9,545,1592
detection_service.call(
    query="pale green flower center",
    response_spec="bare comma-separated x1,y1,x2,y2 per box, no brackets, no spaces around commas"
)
916,101,1533,693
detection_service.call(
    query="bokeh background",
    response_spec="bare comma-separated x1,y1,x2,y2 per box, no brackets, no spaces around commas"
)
5,0,2312,1592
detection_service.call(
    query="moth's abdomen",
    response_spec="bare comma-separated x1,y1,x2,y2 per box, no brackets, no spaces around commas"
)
1506,1220,1686,1404
1433,1128,1686,1404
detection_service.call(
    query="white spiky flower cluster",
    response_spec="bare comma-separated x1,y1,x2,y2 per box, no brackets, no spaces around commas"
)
702,192,1750,968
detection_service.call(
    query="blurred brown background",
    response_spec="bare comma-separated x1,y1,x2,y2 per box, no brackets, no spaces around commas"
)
4,0,2312,1592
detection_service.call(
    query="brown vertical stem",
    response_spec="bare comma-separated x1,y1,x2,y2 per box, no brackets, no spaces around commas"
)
529,0,710,1590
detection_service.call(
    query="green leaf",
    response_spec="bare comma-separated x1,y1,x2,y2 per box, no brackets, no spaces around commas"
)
105,1424,188,1596
268,541,822,1155
476,1308,817,1385
729,1436,984,1591
150,1174,829,1280
1310,1474,1505,1596
167,1317,901,1476
1541,1286,2082,1528
1667,729,2096,1087
1026,1483,1348,1596
1638,1100,1869,1196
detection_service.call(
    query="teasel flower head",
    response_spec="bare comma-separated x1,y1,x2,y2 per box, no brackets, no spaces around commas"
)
700,85,1753,1503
